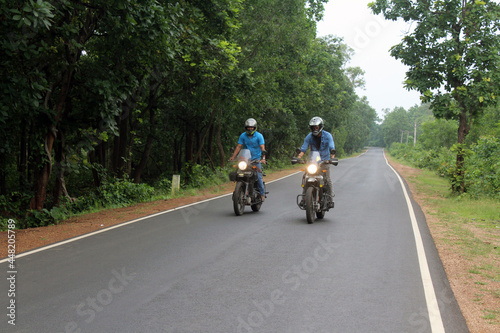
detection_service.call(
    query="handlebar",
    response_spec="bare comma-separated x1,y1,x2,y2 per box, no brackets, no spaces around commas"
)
291,157,338,166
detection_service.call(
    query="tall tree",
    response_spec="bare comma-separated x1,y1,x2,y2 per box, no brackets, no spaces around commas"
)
381,106,412,147
369,0,500,193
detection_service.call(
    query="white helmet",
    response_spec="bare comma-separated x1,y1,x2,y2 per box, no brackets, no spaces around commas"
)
245,118,257,135
309,116,324,136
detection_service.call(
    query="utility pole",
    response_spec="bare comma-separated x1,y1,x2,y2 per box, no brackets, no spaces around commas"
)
414,121,417,146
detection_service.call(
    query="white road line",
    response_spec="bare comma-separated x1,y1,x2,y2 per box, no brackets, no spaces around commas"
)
385,153,446,333
0,171,301,263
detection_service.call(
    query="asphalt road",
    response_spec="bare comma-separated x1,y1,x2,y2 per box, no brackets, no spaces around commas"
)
1,148,468,333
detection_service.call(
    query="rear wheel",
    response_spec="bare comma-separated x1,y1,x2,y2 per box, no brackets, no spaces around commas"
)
251,201,261,212
251,181,265,212
233,182,245,216
305,187,316,224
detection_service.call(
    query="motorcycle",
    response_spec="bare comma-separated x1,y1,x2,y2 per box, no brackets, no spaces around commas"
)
292,150,338,224
229,149,267,216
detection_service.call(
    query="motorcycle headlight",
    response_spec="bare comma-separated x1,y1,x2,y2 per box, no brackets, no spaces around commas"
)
307,164,318,174
238,161,248,170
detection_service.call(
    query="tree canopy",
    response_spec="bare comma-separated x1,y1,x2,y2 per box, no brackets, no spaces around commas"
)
369,0,500,193
1,0,376,226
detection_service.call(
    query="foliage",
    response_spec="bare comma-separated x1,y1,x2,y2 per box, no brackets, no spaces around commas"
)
369,0,500,127
466,136,500,198
378,104,433,147
437,144,473,194
98,178,155,207
1,0,380,228
370,0,500,193
389,143,454,171
389,130,500,199
419,119,458,150
180,164,230,189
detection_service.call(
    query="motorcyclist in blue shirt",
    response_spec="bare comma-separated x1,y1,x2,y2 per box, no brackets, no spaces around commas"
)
296,116,335,206
229,118,267,201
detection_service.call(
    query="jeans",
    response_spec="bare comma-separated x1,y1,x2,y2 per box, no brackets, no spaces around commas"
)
323,164,333,197
256,162,265,196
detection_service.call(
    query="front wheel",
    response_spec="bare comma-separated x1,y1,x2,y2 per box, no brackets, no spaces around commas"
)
233,182,245,216
305,187,316,224
316,190,325,219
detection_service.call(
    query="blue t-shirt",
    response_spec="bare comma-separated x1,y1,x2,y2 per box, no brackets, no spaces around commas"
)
300,131,335,161
238,131,265,160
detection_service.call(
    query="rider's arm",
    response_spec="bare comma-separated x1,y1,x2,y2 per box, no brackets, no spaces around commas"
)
327,132,335,158
230,144,243,160
297,134,311,159
260,144,266,163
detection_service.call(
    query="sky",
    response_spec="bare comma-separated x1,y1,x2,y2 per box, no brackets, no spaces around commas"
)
316,0,422,119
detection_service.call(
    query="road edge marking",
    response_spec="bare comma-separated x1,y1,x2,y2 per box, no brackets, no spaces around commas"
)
0,171,302,262
384,152,445,333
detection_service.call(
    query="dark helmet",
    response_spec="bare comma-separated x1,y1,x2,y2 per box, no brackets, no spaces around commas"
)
309,116,324,136
245,118,257,135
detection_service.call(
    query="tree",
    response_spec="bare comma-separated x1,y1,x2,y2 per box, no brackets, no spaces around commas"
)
419,119,458,150
369,0,500,193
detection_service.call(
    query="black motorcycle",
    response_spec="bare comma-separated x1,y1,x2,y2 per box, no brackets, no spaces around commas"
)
292,150,338,224
229,149,267,216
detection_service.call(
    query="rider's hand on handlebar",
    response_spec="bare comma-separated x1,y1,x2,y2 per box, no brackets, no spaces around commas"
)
261,159,267,164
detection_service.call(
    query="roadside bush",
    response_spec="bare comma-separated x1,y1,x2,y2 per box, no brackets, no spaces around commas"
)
414,146,454,171
181,163,229,189
98,178,155,206
154,177,173,194
391,137,500,199
388,143,414,160
0,191,32,220
465,136,500,198
24,205,71,229
390,143,454,172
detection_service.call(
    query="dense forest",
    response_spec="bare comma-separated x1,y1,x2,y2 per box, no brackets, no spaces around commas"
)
1,0,376,228
2,0,499,229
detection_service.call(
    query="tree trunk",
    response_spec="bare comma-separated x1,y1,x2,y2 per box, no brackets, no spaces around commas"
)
452,108,471,194
193,108,217,163
208,123,214,163
0,168,5,195
52,131,65,206
133,107,156,183
185,129,194,165
112,102,130,176
88,150,101,188
30,63,75,210
31,131,55,210
216,119,225,168
18,121,28,188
